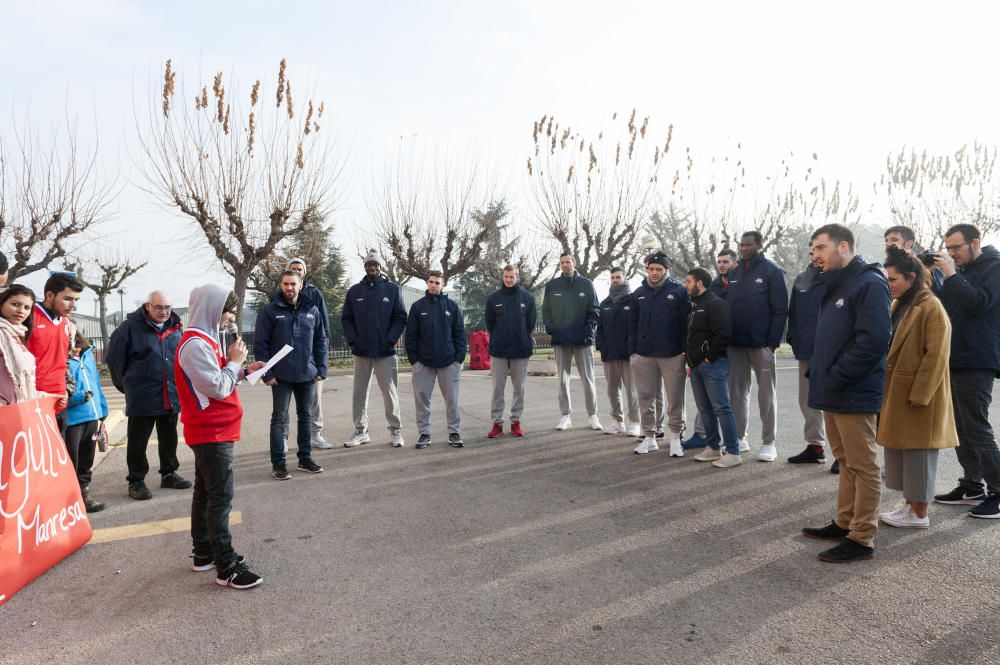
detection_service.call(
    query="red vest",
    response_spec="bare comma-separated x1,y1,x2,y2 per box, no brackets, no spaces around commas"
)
174,329,243,445
26,304,70,404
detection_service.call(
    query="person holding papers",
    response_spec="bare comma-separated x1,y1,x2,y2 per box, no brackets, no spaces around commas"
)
254,270,329,480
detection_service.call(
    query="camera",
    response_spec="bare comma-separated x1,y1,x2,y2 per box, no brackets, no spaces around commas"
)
919,251,938,267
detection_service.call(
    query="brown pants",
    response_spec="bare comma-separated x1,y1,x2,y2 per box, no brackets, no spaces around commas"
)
826,412,881,548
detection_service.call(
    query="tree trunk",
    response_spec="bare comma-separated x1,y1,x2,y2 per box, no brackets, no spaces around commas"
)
232,268,250,330
98,296,110,362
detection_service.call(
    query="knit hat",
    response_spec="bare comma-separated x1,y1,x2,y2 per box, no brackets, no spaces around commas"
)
644,251,669,270
287,256,307,273
363,249,382,266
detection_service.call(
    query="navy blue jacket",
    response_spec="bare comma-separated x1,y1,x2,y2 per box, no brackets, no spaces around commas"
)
727,254,788,348
786,265,825,361
254,292,329,383
272,283,329,338
542,272,599,346
709,276,729,299
628,277,691,357
596,292,632,361
485,284,536,359
939,245,1000,373
406,292,467,367
106,306,183,417
807,256,891,414
341,276,407,357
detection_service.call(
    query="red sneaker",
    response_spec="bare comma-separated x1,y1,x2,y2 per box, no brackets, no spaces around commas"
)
488,422,504,438
510,421,525,437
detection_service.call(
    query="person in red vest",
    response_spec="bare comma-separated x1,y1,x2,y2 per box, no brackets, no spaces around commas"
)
26,273,83,432
176,284,265,589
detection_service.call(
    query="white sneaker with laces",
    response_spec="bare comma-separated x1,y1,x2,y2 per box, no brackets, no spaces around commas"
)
880,505,929,529
757,443,777,462
344,430,371,448
634,436,658,454
390,430,405,448
693,448,722,462
625,422,641,437
312,434,333,450
556,415,572,431
603,421,624,435
588,415,603,430
669,431,683,457
712,452,743,468
738,438,750,453
879,501,909,522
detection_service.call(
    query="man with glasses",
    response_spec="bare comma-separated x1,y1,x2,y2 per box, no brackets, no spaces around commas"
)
107,291,189,500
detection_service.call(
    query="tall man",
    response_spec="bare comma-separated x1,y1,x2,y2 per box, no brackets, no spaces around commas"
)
485,265,536,438
630,252,690,456
726,231,788,462
106,291,189,500
341,250,407,448
802,224,890,563
543,253,601,431
285,257,332,449
27,273,82,433
596,267,640,436
931,224,1000,518
255,270,328,480
405,271,467,449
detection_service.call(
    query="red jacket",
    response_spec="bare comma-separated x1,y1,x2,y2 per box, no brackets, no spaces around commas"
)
174,330,243,445
26,304,71,408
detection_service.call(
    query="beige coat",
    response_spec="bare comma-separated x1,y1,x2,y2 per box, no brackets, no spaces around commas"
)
877,290,958,450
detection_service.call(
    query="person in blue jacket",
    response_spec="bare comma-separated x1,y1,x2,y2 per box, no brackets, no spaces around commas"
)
485,265,536,439
802,223,891,563
596,267,640,437
255,270,328,480
405,270,467,449
285,257,332,449
341,250,407,448
66,332,108,513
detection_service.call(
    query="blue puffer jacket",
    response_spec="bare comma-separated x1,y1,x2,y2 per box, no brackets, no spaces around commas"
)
405,292,467,368
542,272,600,346
341,276,407,357
67,347,109,426
485,284,536,359
726,254,788,348
939,245,1000,373
628,277,691,357
596,291,632,361
786,265,825,361
106,306,183,417
807,256,891,414
254,292,329,383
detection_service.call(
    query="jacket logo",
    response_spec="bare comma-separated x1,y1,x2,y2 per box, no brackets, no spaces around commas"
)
835,298,845,308
306,313,315,319
667,294,675,300
637,296,646,300
382,297,390,303
421,312,428,316
520,303,526,308
553,293,563,296
578,292,585,297
275,315,286,319
495,304,503,308
445,311,451,317
356,298,364,302
623,306,630,311
37,324,46,329
755,277,764,284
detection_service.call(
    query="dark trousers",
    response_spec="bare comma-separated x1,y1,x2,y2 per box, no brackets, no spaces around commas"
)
690,358,740,455
270,381,316,466
56,409,68,440
64,420,99,488
126,413,180,483
951,369,1000,495
191,442,237,570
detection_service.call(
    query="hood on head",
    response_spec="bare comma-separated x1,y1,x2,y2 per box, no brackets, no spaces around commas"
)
186,284,231,332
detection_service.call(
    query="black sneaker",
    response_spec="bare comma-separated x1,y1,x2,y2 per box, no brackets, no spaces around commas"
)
817,538,874,563
802,521,850,540
830,460,840,475
272,464,291,480
128,481,153,500
449,433,464,448
655,431,666,439
192,552,247,572
297,458,324,474
788,446,827,464
416,434,431,449
161,472,193,489
935,485,988,505
216,561,263,589
968,495,1000,519
81,487,105,513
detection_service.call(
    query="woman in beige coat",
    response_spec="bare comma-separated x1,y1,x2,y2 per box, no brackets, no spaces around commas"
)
877,247,958,528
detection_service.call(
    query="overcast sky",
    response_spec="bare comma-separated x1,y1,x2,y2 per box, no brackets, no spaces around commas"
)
3,0,998,315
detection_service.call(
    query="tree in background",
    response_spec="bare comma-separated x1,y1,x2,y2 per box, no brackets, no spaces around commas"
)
65,252,148,352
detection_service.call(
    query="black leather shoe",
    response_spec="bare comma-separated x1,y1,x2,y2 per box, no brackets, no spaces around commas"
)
788,446,826,464
161,472,193,489
81,487,105,513
128,481,153,500
802,521,850,540
830,460,840,475
817,538,874,563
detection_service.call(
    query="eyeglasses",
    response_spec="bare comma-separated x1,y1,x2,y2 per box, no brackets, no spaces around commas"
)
150,305,172,312
944,242,971,253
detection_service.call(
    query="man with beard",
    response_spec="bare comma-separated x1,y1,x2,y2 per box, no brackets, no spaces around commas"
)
596,267,640,437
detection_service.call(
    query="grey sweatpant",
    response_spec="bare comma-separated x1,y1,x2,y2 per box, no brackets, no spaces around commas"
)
353,355,402,432
412,362,462,435
798,360,826,446
554,345,598,417
728,347,777,445
311,379,324,435
491,357,529,423
630,354,686,435
603,359,639,424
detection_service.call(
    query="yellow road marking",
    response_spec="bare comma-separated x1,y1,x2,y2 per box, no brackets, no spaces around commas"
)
89,511,242,544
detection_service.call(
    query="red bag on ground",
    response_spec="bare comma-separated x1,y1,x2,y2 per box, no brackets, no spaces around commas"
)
0,396,93,606
469,331,491,370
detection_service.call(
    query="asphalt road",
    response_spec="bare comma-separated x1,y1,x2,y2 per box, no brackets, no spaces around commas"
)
3,359,1000,665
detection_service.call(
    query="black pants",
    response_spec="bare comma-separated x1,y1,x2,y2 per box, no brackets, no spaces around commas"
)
190,442,236,570
951,369,1000,495
64,420,99,488
126,413,180,483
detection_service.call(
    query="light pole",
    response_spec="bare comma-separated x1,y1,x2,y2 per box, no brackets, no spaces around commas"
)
117,288,126,324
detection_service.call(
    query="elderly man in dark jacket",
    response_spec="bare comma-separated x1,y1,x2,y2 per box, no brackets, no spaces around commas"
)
802,224,891,563
255,270,329,480
405,271,467,449
106,290,190,500
485,265,536,439
596,267,640,437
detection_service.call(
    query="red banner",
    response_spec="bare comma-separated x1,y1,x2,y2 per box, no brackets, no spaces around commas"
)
1,396,93,606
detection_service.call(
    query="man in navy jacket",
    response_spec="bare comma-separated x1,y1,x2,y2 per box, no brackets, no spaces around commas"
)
286,257,332,449
596,267,640,437
255,270,328,479
802,224,890,563
341,250,407,448
485,265,536,438
405,270,467,448
726,231,788,462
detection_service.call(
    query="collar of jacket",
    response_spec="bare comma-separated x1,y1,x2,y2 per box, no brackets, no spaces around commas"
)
501,283,519,296
273,294,300,309
642,276,667,291
424,291,447,302
691,289,713,304
822,255,868,294
138,306,182,331
609,283,632,303
961,244,1000,274
362,275,386,286
741,253,765,271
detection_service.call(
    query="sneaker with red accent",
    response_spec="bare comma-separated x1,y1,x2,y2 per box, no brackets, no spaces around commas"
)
510,421,525,437
488,423,504,438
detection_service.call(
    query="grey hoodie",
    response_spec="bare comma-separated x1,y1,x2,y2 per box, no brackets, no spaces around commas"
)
177,284,245,405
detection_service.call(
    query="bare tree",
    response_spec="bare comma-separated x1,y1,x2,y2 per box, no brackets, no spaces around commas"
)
527,110,668,278
66,252,148,353
136,58,344,325
0,115,116,280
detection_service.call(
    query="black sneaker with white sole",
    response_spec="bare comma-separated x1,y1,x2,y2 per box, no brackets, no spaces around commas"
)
216,561,263,589
449,433,464,448
416,434,431,449
297,458,324,474
192,552,247,572
934,485,988,505
272,464,291,480
968,495,1000,519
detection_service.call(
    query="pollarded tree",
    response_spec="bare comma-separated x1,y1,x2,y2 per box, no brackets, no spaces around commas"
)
65,251,148,353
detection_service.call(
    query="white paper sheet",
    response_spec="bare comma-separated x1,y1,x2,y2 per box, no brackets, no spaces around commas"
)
246,344,293,385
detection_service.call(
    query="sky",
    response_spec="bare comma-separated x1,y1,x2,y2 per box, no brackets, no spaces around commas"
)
2,0,998,314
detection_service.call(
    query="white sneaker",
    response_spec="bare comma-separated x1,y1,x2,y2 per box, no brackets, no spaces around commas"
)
879,501,909,522
712,452,743,468
588,415,603,430
312,434,333,450
669,431,683,457
556,416,572,431
738,438,750,453
390,430,405,448
634,437,659,454
344,430,370,448
880,505,929,529
693,448,722,462
625,422,641,437
603,421,624,435
757,443,777,462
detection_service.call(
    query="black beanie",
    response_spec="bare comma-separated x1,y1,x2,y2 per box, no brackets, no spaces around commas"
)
644,252,669,270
